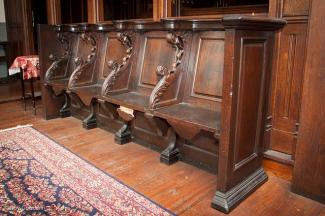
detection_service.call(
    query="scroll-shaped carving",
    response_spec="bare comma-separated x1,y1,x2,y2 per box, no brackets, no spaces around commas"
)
44,33,70,83
101,32,133,96
68,33,97,89
148,33,184,110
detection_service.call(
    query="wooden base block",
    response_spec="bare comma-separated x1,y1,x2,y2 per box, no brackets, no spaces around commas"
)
82,118,97,130
59,109,71,118
160,148,180,165
115,124,132,144
211,168,268,214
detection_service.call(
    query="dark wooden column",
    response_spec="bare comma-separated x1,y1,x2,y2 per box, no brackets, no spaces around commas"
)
153,0,171,21
291,0,325,203
47,0,61,24
87,0,104,23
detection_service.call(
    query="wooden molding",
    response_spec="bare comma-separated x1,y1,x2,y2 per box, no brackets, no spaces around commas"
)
87,0,104,23
47,0,61,24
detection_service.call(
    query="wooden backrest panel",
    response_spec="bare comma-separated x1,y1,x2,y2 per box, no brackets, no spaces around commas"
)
73,32,99,85
184,31,225,110
39,25,79,82
62,33,78,79
47,32,75,79
101,33,126,79
136,31,175,92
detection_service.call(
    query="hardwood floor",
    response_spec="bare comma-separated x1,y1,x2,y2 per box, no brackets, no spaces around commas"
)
1,101,324,215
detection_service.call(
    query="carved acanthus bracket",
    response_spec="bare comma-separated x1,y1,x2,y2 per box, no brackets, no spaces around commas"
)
44,33,70,83
68,32,97,89
101,31,134,96
148,32,184,110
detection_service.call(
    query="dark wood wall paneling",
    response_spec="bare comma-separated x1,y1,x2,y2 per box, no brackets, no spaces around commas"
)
4,0,47,60
4,0,34,62
173,0,269,16
103,0,153,21
292,0,325,203
46,0,61,24
264,0,310,165
60,0,88,23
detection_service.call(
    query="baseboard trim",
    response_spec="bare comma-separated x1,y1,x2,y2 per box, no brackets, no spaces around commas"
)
211,167,268,214
264,149,294,166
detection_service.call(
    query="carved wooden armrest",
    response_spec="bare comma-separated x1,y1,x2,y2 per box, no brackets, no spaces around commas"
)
68,33,97,89
44,33,70,83
101,31,133,96
148,33,184,110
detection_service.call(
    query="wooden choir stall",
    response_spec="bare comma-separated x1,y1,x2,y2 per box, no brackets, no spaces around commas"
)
37,16,285,213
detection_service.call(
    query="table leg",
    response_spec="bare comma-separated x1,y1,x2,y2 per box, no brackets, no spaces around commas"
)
30,77,36,115
20,68,26,111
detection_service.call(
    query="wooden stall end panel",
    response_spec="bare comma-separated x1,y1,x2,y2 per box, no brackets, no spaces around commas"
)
38,24,65,120
212,29,274,213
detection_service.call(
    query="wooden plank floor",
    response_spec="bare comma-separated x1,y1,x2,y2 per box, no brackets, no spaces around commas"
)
1,101,324,216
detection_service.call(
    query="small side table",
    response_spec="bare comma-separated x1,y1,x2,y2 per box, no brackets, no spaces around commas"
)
9,55,41,115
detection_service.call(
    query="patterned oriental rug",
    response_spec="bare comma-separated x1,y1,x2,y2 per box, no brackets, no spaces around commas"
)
0,126,173,215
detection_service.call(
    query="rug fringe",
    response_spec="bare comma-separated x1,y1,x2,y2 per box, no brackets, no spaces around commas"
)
0,124,33,133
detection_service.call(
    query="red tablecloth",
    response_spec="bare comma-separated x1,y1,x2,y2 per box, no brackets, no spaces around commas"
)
9,55,40,80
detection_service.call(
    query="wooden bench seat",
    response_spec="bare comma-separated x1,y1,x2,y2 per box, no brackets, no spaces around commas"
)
71,84,102,102
107,91,149,112
153,102,221,133
50,78,69,89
